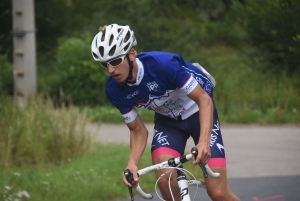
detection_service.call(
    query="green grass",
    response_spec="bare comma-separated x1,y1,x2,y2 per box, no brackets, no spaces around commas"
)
0,144,202,201
0,96,94,170
0,95,200,201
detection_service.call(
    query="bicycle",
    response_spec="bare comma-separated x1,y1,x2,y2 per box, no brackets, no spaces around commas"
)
124,147,220,201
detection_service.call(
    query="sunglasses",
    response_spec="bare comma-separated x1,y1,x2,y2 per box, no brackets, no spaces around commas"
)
100,54,127,69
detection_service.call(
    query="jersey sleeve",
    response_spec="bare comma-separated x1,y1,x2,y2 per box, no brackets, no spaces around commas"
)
105,80,138,123
163,55,197,94
162,54,214,97
121,107,138,123
180,76,198,94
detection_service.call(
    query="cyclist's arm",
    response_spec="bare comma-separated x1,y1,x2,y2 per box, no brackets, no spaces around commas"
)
187,84,213,165
123,114,149,187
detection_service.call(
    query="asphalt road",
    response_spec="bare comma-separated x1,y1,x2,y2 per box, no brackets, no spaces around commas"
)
88,123,300,201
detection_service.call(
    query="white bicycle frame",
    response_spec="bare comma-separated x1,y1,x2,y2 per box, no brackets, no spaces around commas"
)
125,147,220,201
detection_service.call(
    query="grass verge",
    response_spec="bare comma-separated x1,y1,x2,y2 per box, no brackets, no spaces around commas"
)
0,96,94,170
0,144,202,201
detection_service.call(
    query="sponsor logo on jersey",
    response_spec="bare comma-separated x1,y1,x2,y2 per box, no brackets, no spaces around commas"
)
136,67,143,82
179,108,186,116
195,76,204,86
126,90,139,99
185,78,197,92
123,116,131,122
154,99,184,118
183,77,198,93
146,81,159,92
205,83,213,92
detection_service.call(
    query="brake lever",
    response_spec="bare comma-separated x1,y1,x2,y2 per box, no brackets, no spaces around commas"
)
191,147,208,178
124,169,134,201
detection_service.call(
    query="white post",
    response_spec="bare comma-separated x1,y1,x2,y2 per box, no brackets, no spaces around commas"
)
12,0,37,107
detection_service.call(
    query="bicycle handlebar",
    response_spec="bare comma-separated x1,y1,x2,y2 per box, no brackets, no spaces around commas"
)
124,147,220,200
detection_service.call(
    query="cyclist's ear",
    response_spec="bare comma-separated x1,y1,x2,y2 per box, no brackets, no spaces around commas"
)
129,48,137,61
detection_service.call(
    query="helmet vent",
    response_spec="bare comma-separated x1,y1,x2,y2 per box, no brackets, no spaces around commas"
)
99,46,104,57
124,43,130,51
109,45,116,56
109,34,114,46
101,30,106,42
124,31,131,43
92,52,98,59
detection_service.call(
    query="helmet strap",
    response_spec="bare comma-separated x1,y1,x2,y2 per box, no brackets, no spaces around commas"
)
125,54,134,83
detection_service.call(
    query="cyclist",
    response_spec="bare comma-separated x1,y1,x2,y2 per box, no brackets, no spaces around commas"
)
91,24,240,201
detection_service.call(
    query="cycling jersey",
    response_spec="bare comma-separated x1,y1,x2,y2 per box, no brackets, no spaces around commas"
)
106,51,215,123
106,51,225,167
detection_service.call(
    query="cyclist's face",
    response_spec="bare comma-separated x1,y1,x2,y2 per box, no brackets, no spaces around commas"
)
106,56,130,82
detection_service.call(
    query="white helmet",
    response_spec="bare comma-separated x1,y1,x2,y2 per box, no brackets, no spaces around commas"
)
91,24,137,62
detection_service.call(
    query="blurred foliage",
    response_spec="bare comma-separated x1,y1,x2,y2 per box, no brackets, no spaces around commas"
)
0,0,243,61
232,0,300,74
36,0,244,105
198,46,300,121
0,0,299,120
0,0,99,60
45,37,108,106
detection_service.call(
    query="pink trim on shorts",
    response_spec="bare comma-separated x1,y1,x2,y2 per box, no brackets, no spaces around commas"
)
151,147,181,161
208,158,226,167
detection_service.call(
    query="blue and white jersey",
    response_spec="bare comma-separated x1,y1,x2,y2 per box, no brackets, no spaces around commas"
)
105,52,215,123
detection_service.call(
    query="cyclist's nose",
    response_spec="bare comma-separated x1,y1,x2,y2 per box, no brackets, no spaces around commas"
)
107,64,115,73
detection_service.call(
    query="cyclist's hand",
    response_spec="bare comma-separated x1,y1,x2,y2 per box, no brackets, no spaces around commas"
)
194,141,211,165
122,164,139,188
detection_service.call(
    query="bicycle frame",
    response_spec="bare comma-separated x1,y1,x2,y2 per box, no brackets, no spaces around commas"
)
176,165,205,201
124,147,220,201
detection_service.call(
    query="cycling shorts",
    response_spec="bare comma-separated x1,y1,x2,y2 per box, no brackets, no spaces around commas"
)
151,102,226,167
